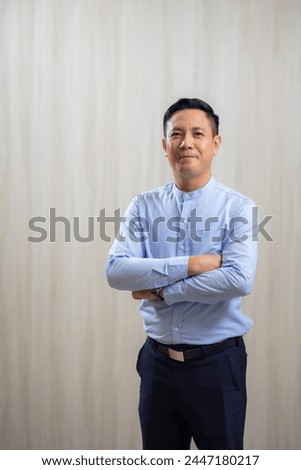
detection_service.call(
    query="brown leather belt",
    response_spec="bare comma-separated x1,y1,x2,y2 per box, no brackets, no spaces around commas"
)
147,336,240,362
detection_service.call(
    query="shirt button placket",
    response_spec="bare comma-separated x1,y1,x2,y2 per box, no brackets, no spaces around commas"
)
172,195,193,343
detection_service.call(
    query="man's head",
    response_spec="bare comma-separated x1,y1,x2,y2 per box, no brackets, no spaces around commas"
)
163,98,219,137
162,98,222,192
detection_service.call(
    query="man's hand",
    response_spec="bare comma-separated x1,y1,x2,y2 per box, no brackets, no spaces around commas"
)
132,290,159,300
188,254,222,277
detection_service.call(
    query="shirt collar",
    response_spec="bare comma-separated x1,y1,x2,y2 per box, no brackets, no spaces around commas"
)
173,175,216,201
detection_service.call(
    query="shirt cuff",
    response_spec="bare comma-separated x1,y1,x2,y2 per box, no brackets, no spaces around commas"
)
165,256,188,285
163,280,185,305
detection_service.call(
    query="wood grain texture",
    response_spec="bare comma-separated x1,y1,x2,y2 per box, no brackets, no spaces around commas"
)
0,0,300,449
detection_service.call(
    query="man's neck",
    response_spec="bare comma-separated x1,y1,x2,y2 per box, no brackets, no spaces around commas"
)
175,174,212,193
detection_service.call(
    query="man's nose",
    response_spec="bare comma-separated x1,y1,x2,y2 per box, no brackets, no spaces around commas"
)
179,135,194,149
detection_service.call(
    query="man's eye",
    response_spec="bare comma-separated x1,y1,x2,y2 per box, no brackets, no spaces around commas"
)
194,132,204,137
170,131,181,137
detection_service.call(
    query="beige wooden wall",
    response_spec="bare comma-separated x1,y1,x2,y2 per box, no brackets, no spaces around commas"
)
0,0,300,450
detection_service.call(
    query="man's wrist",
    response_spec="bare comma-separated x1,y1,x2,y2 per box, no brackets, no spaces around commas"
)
150,287,164,300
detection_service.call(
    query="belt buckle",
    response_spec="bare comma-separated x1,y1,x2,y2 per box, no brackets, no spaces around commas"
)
168,348,184,362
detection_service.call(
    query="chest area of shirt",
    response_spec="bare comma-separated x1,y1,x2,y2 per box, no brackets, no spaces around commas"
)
141,196,229,254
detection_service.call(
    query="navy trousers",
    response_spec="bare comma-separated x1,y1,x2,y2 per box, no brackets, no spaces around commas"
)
136,337,247,450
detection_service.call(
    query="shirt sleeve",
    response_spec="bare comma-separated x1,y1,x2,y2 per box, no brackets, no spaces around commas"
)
105,196,189,291
163,201,258,305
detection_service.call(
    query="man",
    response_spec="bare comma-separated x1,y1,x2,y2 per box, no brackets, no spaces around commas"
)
106,98,257,450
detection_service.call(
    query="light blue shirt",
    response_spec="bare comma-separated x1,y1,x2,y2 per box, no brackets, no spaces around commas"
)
106,176,258,345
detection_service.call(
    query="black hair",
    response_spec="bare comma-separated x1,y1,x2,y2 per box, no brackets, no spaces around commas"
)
163,98,219,137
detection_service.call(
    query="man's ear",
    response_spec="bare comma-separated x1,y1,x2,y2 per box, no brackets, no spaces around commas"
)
213,135,222,155
162,138,167,153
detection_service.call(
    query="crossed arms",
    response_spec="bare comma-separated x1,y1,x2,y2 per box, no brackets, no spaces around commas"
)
106,200,257,306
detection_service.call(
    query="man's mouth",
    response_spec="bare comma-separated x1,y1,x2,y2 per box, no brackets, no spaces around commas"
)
179,155,197,160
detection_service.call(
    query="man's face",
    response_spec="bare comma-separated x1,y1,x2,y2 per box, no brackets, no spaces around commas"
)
162,108,221,190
